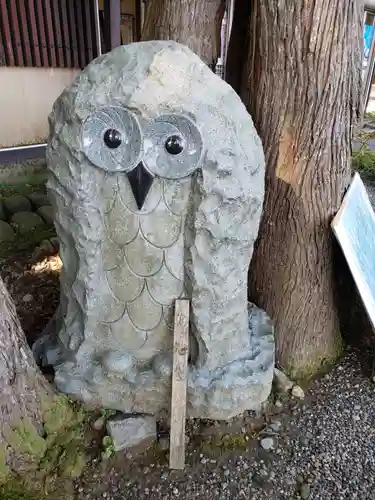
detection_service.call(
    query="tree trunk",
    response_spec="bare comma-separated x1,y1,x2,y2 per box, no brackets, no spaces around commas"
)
0,276,56,480
239,1,362,378
141,0,225,68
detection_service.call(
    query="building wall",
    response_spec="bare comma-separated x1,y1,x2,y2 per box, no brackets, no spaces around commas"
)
0,67,78,148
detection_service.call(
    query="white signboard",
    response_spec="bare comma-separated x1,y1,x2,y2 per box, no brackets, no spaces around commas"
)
332,172,375,330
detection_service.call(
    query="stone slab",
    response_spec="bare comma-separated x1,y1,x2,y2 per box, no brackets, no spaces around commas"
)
106,414,156,452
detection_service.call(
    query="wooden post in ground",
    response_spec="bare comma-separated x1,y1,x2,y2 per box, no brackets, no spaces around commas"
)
169,299,190,470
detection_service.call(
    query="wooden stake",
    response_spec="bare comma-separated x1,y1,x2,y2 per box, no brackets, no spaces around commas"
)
169,299,190,470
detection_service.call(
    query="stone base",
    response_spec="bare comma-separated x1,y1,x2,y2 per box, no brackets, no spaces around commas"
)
37,303,274,420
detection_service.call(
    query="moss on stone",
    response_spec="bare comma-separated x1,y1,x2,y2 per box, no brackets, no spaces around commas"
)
39,396,90,481
59,450,86,479
0,396,93,500
0,226,56,259
0,176,47,199
198,432,250,458
0,484,42,500
42,395,84,436
6,418,47,460
285,335,344,384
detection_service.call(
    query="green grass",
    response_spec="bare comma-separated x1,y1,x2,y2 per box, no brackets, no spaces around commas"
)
352,150,375,181
0,175,47,198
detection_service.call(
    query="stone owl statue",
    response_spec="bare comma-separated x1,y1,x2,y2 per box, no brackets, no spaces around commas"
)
38,40,274,419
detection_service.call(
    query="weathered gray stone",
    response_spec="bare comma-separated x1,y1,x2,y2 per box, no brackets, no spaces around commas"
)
106,414,156,452
274,368,294,394
27,193,51,210
11,211,44,235
0,220,16,242
3,195,31,215
291,385,305,399
37,40,274,419
0,200,6,221
269,420,282,433
260,437,275,451
299,483,311,499
37,205,54,226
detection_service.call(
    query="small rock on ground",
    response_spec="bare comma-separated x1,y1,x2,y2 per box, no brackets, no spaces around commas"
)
10,211,45,235
0,199,5,221
260,437,274,450
299,483,311,499
274,367,294,393
92,418,105,431
3,194,31,215
268,420,282,432
106,414,157,452
37,205,55,226
0,220,16,242
291,385,305,399
27,192,51,209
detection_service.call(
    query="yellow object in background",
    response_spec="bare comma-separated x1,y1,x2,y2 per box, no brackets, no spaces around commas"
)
98,0,136,15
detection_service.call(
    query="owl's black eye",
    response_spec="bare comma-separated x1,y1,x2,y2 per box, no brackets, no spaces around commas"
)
165,135,184,155
104,129,122,149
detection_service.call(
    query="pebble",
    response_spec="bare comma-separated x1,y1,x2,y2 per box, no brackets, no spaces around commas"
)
27,192,51,209
22,293,33,303
260,437,274,451
92,418,105,431
10,211,45,235
299,483,311,499
291,385,305,399
0,199,5,221
37,205,55,226
3,194,31,215
269,420,282,432
274,368,294,393
0,220,16,242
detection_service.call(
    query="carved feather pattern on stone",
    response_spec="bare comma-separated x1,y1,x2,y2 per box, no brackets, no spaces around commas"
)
100,174,188,357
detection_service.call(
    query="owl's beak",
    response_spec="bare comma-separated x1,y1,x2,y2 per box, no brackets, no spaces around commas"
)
126,161,154,210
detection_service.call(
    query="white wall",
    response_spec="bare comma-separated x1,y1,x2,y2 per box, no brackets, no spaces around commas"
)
0,67,78,148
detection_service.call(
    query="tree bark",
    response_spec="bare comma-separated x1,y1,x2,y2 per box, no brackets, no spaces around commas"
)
239,1,362,378
141,0,225,68
0,276,55,480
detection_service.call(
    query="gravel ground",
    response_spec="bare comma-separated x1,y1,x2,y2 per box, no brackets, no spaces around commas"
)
74,351,375,500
